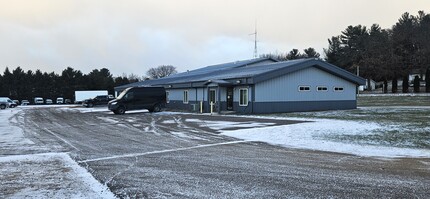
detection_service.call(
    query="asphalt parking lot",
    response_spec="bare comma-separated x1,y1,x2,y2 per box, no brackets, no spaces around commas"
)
5,107,430,198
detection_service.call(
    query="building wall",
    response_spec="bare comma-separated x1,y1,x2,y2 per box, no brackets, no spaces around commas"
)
255,67,356,102
165,67,358,113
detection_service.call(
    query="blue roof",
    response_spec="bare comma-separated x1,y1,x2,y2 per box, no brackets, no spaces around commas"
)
115,57,277,90
115,58,365,90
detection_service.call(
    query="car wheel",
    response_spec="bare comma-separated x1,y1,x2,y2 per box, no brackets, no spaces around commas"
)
0,104,5,109
117,106,126,115
88,103,94,108
153,104,162,112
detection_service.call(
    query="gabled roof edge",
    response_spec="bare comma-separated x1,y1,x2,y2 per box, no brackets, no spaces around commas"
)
252,59,366,85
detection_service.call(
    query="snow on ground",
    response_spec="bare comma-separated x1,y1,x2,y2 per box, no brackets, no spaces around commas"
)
0,153,116,199
220,117,430,158
0,107,117,198
0,109,35,147
185,119,275,130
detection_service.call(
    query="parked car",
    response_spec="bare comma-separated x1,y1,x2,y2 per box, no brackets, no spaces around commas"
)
0,97,16,108
21,100,30,106
0,101,7,109
56,97,64,104
13,100,20,106
45,99,53,104
108,87,166,114
83,95,115,107
34,97,44,105
65,99,72,104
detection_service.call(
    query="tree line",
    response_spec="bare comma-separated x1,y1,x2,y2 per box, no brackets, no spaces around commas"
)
0,65,177,102
262,11,430,93
325,11,430,93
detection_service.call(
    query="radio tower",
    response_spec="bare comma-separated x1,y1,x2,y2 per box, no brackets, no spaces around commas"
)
250,21,258,58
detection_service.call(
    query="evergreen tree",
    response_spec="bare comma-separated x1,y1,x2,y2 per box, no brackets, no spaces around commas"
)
402,75,409,93
303,47,320,58
426,67,430,92
392,78,398,93
2,67,13,96
413,75,420,92
324,36,344,67
286,49,303,60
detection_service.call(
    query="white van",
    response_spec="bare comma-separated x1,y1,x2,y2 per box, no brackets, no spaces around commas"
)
34,97,44,104
56,97,64,104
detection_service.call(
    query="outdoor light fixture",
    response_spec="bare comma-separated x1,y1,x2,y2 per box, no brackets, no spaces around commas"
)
236,80,241,84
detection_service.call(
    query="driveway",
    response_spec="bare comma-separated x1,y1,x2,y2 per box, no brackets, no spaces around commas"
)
3,107,430,198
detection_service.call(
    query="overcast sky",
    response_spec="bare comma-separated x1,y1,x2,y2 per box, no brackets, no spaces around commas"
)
0,0,429,77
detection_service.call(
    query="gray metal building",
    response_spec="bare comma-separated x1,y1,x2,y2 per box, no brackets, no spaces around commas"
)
114,58,366,114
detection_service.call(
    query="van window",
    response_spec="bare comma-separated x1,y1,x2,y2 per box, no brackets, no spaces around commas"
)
125,92,134,100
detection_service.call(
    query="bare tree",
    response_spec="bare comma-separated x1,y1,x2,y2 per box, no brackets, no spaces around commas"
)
146,65,177,79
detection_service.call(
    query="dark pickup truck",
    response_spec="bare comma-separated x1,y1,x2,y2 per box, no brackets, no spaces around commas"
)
83,95,115,107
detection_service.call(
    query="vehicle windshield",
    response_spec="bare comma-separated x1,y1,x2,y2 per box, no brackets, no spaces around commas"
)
117,88,132,99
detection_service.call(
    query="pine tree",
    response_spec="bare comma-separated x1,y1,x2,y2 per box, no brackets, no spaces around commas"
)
392,77,398,93
413,75,420,92
426,67,430,92
402,76,409,93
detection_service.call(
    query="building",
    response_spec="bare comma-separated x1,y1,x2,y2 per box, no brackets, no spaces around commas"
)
115,58,366,114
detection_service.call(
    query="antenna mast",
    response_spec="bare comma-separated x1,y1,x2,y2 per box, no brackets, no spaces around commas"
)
250,21,258,58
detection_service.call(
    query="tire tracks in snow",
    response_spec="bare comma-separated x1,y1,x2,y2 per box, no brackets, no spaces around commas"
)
78,140,251,163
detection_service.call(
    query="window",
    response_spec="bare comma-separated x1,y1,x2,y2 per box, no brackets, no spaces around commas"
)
317,86,328,92
183,90,188,104
334,87,344,92
166,91,170,103
298,86,310,91
239,88,248,106
209,89,216,104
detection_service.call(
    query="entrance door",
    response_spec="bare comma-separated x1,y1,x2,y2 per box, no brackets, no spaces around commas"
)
227,87,233,110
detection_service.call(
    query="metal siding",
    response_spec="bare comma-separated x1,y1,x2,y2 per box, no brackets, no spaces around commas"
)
166,88,196,102
219,87,227,102
196,88,205,101
255,67,356,102
166,89,183,101
252,100,357,113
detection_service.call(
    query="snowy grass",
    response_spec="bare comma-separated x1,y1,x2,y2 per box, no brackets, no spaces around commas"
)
357,94,430,106
251,95,430,156
276,107,430,150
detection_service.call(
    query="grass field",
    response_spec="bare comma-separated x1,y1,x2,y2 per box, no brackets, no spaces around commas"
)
357,94,430,106
271,95,430,149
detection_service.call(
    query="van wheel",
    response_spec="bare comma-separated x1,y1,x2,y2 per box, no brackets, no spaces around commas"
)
153,104,162,112
117,107,126,115
0,104,5,109
149,104,161,113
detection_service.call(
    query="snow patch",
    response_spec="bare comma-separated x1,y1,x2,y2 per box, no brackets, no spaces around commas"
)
0,153,116,198
0,109,35,146
185,119,275,130
222,118,430,158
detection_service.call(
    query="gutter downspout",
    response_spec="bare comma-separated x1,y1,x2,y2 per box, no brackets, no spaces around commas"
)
217,86,221,114
251,85,255,114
